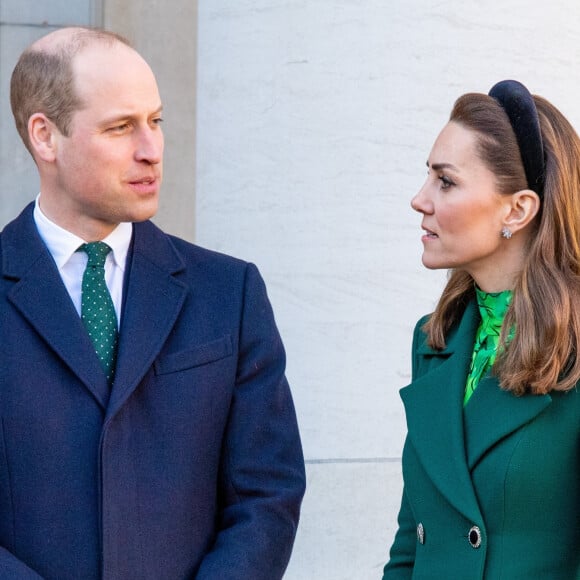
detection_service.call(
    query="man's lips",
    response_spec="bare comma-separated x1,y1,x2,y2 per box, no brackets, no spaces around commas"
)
128,176,160,194
129,176,158,185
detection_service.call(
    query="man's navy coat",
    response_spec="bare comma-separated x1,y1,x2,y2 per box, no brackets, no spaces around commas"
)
0,204,305,579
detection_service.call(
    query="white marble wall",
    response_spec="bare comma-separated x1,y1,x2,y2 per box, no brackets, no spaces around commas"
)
195,1,580,578
103,0,198,242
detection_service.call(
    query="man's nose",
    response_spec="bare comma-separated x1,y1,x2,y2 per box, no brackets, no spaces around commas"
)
135,127,163,164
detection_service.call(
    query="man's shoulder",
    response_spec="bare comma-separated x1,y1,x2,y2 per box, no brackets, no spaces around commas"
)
0,203,44,272
167,232,248,269
135,220,252,279
1,202,35,236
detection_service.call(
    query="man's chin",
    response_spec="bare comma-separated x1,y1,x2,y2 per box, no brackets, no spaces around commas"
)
126,200,159,223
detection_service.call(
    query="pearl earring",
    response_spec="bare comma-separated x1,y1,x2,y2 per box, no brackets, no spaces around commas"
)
501,227,513,239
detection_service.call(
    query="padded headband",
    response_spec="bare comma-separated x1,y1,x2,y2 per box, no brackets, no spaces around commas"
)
488,80,545,197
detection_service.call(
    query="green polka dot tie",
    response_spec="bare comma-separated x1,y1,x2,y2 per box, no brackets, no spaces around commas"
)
78,242,118,385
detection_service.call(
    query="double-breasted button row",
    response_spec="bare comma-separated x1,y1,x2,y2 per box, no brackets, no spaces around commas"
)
416,522,425,544
468,525,482,548
415,522,482,548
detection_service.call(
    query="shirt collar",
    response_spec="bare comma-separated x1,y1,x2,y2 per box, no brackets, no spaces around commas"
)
33,195,133,271
475,286,513,330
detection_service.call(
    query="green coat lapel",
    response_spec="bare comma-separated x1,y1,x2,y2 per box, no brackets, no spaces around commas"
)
402,298,554,522
463,374,551,470
400,300,481,523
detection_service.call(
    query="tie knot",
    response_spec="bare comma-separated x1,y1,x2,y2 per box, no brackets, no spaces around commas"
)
79,241,112,268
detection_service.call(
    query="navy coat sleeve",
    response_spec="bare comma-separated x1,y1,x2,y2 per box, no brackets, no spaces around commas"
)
195,263,306,579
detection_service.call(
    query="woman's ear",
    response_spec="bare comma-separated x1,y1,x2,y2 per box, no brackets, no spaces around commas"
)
28,113,59,163
502,189,541,234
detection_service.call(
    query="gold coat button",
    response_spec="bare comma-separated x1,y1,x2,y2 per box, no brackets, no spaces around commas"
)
416,522,425,545
468,525,482,548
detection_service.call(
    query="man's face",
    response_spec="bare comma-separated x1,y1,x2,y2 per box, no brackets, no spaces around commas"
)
48,42,164,240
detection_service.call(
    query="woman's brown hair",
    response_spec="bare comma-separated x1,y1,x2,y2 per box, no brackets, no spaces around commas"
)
424,92,580,394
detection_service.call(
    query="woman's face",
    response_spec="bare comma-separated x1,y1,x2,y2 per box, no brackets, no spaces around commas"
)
411,121,512,285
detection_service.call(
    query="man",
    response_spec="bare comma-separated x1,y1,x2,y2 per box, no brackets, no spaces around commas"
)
1,27,305,579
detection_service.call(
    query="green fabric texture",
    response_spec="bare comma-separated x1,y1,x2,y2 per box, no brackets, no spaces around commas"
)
78,242,118,385
384,301,579,579
464,288,512,405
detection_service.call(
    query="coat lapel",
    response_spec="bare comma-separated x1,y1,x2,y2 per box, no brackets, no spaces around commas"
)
400,300,481,522
402,298,554,520
463,374,551,470
106,221,188,420
3,205,110,408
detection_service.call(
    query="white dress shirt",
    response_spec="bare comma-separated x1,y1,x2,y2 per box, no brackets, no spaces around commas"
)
33,196,133,328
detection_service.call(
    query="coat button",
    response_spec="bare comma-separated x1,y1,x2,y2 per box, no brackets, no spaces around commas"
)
416,522,425,545
468,525,482,548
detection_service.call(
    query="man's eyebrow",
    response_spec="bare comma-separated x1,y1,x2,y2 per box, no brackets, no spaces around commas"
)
101,105,164,124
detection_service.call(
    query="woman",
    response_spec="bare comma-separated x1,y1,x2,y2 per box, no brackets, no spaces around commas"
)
383,80,580,579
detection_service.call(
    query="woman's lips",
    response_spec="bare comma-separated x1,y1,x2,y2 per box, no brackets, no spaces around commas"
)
421,228,438,241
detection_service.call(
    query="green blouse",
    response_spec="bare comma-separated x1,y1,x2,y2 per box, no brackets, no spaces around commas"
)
464,288,513,405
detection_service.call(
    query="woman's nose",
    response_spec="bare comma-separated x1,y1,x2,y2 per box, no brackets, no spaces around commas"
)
411,182,432,214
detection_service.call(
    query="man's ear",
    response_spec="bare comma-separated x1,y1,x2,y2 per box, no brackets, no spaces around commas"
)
502,189,541,234
28,113,60,162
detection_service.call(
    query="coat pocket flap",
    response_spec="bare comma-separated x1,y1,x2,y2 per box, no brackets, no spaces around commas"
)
154,335,233,375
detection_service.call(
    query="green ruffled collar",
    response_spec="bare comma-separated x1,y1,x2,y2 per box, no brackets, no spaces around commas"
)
475,287,513,331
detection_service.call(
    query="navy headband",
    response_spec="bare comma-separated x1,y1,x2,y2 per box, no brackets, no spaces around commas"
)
488,79,545,197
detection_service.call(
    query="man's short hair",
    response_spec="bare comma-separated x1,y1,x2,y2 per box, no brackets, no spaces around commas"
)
10,27,131,155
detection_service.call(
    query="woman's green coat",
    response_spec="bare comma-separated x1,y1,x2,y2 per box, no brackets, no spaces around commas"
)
383,300,580,579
